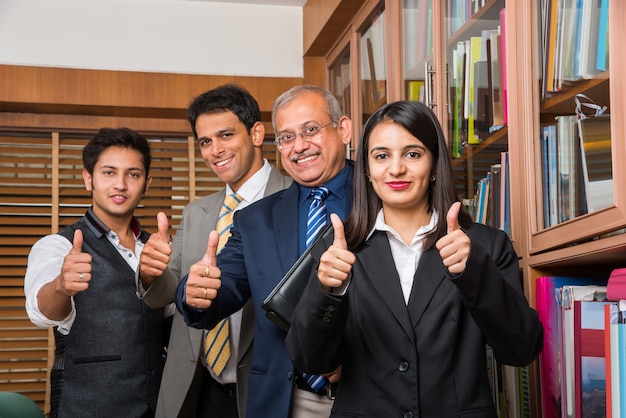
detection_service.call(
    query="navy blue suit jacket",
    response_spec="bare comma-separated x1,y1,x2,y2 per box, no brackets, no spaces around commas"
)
176,162,354,418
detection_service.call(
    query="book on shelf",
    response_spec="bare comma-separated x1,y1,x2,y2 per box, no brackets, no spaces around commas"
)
500,151,511,236
452,40,467,158
407,80,425,103
416,0,432,64
467,36,483,144
578,114,612,212
540,117,603,227
403,0,418,72
365,38,381,110
561,0,580,82
604,303,615,418
487,163,501,229
473,59,491,139
541,0,606,90
403,0,432,75
571,0,584,79
519,365,532,418
460,37,468,146
606,269,626,416
608,268,626,302
541,116,592,227
606,301,626,417
499,8,508,126
577,0,602,79
541,125,550,226
486,345,505,416
595,0,609,71
473,174,490,225
500,365,532,418
558,284,608,418
447,0,466,38
556,114,586,223
554,0,565,91
543,0,560,93
549,122,560,224
541,124,559,227
535,276,607,418
502,364,520,418
332,62,351,116
488,29,504,129
341,63,351,116
574,298,611,417
362,11,386,112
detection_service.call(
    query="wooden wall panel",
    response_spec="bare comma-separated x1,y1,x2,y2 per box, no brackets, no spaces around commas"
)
0,65,303,119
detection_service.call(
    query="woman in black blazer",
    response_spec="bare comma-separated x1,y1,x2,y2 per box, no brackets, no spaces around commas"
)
286,101,543,418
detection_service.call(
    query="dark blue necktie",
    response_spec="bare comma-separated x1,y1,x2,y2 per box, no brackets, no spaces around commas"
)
306,187,329,247
300,186,330,392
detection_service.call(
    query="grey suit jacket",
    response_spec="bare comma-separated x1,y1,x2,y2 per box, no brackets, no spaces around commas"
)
142,166,292,418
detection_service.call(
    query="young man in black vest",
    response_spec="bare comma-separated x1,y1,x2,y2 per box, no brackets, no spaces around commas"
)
24,128,167,418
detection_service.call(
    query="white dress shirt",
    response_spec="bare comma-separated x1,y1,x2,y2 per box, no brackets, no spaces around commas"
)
24,226,144,335
369,209,438,304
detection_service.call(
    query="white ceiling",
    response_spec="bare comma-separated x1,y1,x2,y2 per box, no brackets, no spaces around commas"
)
0,0,306,77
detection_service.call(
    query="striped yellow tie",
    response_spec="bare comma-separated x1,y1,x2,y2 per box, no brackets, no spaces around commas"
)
204,192,241,376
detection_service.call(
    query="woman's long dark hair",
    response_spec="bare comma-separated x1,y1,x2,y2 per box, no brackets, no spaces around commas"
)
344,101,472,250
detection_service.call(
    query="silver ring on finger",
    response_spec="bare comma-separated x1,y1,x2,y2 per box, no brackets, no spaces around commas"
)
203,288,207,299
79,273,84,282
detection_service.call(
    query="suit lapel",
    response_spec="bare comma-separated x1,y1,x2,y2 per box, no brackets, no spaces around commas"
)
359,232,415,340
406,247,447,328
265,167,290,196
202,190,225,224
273,183,300,275
188,190,225,354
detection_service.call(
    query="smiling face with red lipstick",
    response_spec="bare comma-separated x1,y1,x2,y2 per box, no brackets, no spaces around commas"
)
344,101,473,251
367,120,433,222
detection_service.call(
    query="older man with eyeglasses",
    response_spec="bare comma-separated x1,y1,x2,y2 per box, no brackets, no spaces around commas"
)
175,85,354,418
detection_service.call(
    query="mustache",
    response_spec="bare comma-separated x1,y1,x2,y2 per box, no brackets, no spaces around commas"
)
289,151,320,163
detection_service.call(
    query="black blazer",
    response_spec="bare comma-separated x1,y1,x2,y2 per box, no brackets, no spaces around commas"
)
286,222,543,418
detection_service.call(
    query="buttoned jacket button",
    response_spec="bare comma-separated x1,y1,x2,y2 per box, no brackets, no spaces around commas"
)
403,412,413,418
398,361,409,372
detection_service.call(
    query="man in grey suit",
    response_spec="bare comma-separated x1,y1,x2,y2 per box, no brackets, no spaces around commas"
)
137,84,292,418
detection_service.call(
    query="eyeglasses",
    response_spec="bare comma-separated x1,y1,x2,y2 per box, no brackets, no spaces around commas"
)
274,121,335,150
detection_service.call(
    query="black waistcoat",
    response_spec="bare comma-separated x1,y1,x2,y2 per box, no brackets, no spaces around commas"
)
50,210,165,418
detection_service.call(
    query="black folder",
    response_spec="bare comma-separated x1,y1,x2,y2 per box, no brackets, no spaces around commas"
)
261,223,333,332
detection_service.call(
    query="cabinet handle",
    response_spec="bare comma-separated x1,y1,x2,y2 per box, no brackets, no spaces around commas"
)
445,63,450,115
425,63,436,109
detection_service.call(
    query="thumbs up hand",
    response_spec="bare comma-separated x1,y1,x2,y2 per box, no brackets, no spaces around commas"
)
318,214,356,292
139,212,173,287
59,229,93,296
186,230,221,309
435,202,470,274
